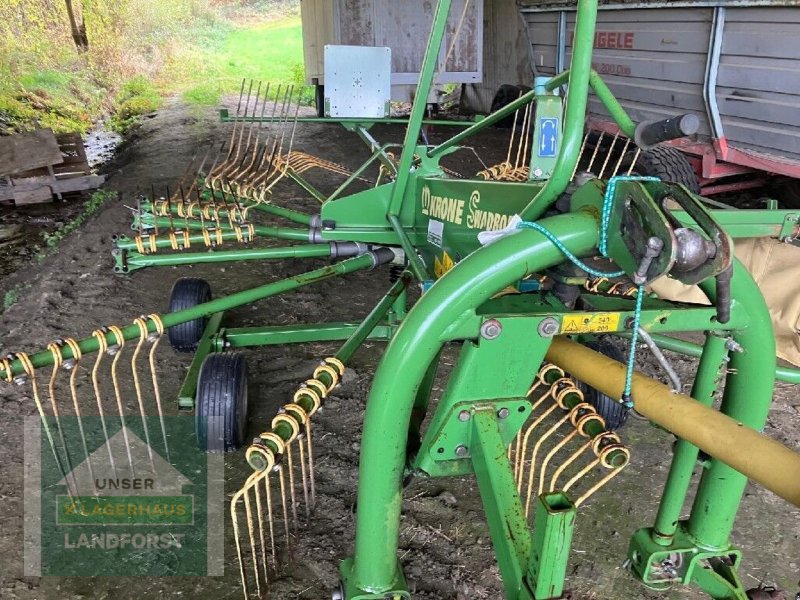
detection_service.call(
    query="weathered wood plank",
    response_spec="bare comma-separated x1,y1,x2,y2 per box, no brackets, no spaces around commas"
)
0,129,64,176
0,174,105,202
12,186,54,206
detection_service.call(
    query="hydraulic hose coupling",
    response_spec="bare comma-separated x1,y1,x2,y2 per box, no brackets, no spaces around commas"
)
329,241,370,258
309,227,324,243
369,247,397,269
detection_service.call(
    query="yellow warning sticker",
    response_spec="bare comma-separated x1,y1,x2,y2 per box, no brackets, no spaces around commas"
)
560,312,621,334
434,251,455,279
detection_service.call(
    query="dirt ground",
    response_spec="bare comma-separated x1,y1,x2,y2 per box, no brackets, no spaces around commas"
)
0,99,798,600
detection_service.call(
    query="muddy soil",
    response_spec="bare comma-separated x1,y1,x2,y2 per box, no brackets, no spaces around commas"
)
0,99,798,600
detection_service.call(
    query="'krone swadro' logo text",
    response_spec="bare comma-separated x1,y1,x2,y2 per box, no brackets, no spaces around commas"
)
420,186,512,231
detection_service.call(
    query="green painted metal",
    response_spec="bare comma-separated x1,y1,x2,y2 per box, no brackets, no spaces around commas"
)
287,169,328,204
587,70,637,138
540,69,636,138
686,260,776,550
651,333,728,544
177,311,224,410
152,196,314,226
386,0,453,218
338,558,410,600
0,252,382,380
115,230,256,252
343,213,600,595
239,275,411,471
327,143,400,202
528,81,563,181
21,0,798,595
616,331,800,384
387,285,407,325
216,323,394,350
622,259,776,597
413,177,545,275
519,0,599,222
427,89,536,159
352,127,400,174
336,273,411,363
245,201,314,226
387,213,429,280
412,316,543,477
529,492,576,599
118,244,333,272
628,526,746,597
136,216,312,242
673,209,800,240
471,408,534,600
219,108,480,128
438,293,745,348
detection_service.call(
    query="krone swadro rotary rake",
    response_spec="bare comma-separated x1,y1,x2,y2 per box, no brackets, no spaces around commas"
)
3,0,800,598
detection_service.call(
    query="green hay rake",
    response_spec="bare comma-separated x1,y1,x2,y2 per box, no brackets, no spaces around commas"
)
3,0,800,598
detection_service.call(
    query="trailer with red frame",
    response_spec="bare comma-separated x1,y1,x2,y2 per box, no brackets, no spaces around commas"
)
518,0,800,204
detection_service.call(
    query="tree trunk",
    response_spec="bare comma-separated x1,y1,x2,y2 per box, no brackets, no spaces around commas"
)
64,0,89,52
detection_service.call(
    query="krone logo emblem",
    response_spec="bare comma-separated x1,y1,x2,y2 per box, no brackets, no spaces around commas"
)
421,185,431,211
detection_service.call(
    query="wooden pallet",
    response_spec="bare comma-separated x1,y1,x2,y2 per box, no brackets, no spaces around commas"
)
0,130,105,206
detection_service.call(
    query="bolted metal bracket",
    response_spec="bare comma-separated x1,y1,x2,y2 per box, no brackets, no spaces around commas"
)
537,317,560,338
480,318,503,340
422,399,531,468
779,213,800,242
628,525,745,597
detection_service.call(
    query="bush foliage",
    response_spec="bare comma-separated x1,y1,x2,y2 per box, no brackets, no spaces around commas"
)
0,0,300,134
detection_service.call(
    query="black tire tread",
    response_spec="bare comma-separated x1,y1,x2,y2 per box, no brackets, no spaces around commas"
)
167,278,212,352
774,179,800,209
576,338,629,431
195,352,248,452
634,146,701,194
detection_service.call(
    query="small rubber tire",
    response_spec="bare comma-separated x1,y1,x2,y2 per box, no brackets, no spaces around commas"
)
167,278,212,352
773,179,800,209
195,352,248,453
630,146,701,194
490,84,531,128
576,338,629,431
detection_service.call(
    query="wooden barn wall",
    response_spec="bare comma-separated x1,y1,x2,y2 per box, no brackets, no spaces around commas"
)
462,0,530,113
301,0,484,89
300,0,334,83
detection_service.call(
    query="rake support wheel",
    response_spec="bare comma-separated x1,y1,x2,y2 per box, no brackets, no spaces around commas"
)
577,338,629,431
167,277,212,352
195,352,248,453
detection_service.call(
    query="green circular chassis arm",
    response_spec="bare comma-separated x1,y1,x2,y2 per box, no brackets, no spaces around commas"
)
345,210,782,594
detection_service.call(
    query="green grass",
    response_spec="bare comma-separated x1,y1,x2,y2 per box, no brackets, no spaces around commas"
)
108,76,163,134
179,16,305,106
0,68,103,134
40,190,117,249
3,283,29,312
0,7,303,135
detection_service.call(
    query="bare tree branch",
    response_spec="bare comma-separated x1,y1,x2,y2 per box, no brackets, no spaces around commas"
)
64,0,89,51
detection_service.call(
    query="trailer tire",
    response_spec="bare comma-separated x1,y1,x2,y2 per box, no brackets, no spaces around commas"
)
195,352,248,452
490,84,531,128
576,338,629,431
167,278,212,352
774,179,800,209
631,146,701,194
